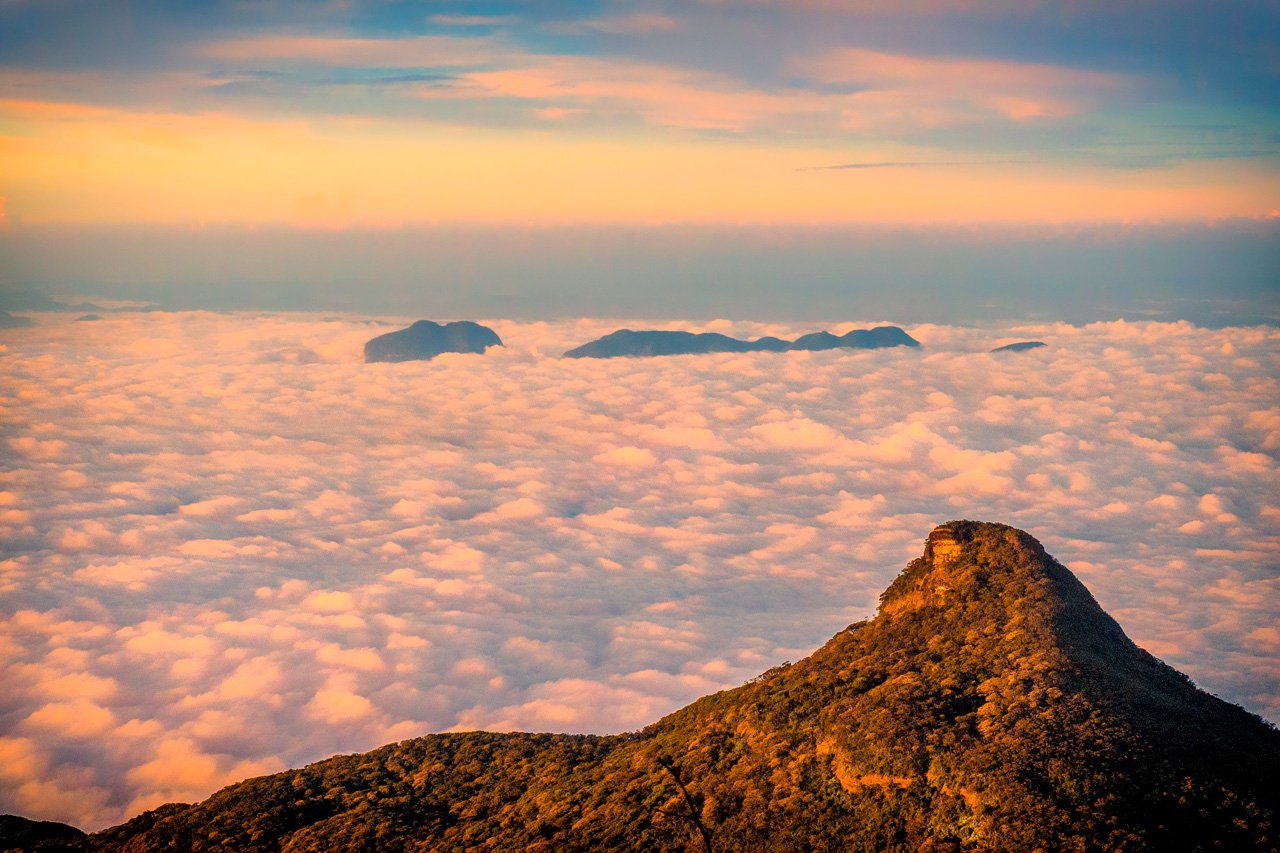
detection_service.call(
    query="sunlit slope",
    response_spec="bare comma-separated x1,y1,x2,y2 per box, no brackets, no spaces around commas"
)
74,522,1280,852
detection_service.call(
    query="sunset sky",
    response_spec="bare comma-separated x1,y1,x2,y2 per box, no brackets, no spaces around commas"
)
1,0,1277,226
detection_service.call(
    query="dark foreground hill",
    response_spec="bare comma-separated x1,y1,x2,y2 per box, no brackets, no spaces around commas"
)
364,320,502,363
564,326,919,358
10,521,1278,852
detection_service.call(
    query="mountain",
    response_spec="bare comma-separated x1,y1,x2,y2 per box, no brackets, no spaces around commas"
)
363,320,502,363
563,330,788,358
790,327,921,351
990,341,1047,353
564,326,919,358
0,310,35,329
0,816,87,851
9,521,1277,852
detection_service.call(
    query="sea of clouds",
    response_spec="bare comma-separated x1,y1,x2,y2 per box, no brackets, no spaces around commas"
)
1,312,1276,830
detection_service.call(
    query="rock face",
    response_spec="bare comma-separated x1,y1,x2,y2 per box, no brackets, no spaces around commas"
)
565,326,919,358
990,340,1046,353
20,521,1277,852
363,320,503,363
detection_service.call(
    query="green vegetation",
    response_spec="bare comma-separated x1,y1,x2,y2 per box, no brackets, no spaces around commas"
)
11,521,1277,852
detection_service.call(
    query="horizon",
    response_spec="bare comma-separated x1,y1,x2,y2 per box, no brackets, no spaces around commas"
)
3,220,1278,325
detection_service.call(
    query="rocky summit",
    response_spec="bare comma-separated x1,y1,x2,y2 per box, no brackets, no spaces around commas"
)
8,521,1277,852
363,320,503,363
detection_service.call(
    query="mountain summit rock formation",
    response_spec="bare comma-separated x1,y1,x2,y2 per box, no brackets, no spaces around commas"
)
9,521,1277,851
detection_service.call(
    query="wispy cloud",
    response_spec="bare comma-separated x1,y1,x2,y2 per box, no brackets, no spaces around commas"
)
791,48,1126,126
553,12,683,35
200,34,521,68
801,158,1036,170
428,14,519,28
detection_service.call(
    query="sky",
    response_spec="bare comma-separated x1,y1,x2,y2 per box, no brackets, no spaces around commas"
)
1,313,1277,831
0,0,1278,227
1,1,1277,319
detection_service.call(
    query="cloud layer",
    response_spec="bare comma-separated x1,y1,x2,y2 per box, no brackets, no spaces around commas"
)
1,312,1276,830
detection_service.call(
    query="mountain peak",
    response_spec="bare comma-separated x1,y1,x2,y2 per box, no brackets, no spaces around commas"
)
879,519,1053,616
9,521,1277,852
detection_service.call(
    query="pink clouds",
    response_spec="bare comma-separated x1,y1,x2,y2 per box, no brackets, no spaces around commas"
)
194,31,1123,137
0,311,1276,831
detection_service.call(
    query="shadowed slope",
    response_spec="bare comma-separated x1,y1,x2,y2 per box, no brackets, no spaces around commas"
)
14,522,1276,852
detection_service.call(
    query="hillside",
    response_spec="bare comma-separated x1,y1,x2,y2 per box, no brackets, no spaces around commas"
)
9,521,1277,851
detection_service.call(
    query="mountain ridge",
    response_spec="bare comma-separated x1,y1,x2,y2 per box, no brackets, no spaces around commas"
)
6,521,1276,851
563,326,919,358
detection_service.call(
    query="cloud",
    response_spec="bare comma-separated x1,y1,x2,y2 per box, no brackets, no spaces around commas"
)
789,48,1125,129
433,55,824,132
0,311,1276,833
199,34,517,68
803,159,1035,170
23,699,117,739
428,14,518,28
556,13,683,35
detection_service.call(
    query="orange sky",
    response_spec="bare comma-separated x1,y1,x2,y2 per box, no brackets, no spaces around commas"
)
2,98,1275,227
1,3,1277,227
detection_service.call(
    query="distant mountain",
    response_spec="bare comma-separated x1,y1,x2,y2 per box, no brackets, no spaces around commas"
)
0,291,108,313
0,310,35,329
791,326,921,351
563,330,788,358
364,320,503,363
18,521,1276,852
990,341,1047,353
564,326,919,358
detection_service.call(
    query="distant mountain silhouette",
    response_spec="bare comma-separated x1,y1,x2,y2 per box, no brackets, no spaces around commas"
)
990,341,1046,353
364,320,502,363
18,521,1276,852
0,815,87,851
564,326,919,358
